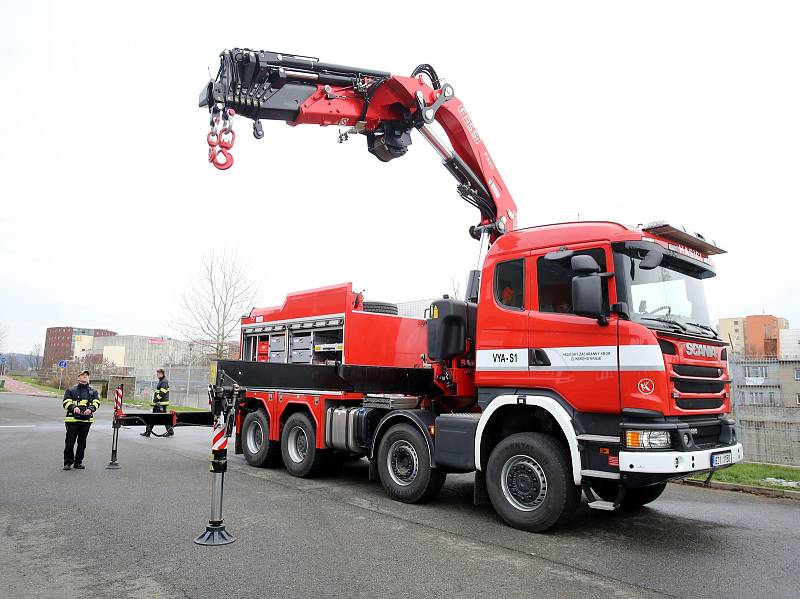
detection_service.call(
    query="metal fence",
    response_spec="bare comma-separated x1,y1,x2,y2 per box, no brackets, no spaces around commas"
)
734,405,800,466
136,365,212,409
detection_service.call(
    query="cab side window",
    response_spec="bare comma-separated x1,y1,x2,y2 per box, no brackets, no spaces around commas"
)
494,259,525,310
537,249,608,314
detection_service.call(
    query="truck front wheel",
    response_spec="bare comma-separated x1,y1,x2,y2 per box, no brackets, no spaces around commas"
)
242,410,281,468
377,423,446,503
486,433,580,532
281,412,327,477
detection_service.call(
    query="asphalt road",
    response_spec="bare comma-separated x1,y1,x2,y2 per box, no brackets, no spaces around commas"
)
1,393,798,599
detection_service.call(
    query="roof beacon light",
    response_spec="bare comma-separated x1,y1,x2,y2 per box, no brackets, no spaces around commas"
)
642,221,726,256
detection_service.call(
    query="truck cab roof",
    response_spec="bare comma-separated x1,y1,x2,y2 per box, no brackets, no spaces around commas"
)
489,221,641,258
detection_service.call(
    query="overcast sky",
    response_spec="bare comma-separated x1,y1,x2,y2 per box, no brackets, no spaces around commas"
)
1,1,798,353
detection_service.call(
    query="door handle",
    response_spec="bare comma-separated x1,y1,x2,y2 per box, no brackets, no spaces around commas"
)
529,348,551,367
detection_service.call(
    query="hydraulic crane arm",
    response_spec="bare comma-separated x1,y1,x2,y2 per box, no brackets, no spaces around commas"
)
200,49,517,240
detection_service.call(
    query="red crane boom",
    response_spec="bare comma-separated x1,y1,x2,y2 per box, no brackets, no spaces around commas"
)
200,49,517,242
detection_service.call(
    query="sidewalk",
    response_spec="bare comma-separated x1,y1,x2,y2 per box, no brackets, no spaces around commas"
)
0,377,59,397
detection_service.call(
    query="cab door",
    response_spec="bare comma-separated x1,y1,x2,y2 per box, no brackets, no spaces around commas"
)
528,244,620,414
475,255,530,388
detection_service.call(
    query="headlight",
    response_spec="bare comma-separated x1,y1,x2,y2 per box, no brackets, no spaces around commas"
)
625,430,672,449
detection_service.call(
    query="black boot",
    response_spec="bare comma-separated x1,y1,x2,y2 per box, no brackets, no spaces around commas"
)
63,463,72,470
140,432,150,437
73,463,85,469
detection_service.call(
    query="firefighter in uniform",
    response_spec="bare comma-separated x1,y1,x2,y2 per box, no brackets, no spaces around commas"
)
63,369,100,470
141,368,174,437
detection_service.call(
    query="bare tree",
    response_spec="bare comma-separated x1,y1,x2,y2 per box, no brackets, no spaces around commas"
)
0,323,6,353
29,343,43,371
179,252,257,359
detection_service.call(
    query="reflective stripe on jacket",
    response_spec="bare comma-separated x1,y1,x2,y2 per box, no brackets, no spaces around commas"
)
63,384,100,424
152,378,170,406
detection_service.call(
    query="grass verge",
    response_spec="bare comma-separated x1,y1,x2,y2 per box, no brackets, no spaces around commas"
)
11,376,63,395
690,462,800,490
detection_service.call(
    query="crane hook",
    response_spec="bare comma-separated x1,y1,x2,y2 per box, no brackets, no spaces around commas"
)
209,147,234,170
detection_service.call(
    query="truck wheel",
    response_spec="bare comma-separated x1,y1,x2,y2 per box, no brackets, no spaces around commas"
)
377,423,445,503
281,412,327,477
486,433,580,532
362,301,398,315
242,410,281,468
591,481,666,509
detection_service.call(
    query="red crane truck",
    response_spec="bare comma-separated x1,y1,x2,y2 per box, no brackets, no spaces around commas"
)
201,49,743,531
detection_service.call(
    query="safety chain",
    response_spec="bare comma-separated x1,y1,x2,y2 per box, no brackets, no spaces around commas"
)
207,106,236,170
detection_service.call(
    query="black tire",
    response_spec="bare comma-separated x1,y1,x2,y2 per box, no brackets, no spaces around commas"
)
486,433,580,532
281,412,327,477
241,410,281,468
377,423,446,503
592,481,667,509
362,301,398,315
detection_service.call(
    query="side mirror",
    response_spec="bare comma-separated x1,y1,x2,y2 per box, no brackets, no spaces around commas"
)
571,254,601,274
639,248,663,270
545,248,575,261
572,274,606,324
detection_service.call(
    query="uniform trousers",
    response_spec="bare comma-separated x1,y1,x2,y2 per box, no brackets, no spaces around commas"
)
64,422,91,465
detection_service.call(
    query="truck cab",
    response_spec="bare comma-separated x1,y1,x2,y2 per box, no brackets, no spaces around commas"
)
456,220,742,527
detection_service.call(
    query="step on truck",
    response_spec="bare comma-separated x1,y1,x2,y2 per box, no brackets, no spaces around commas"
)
201,49,743,531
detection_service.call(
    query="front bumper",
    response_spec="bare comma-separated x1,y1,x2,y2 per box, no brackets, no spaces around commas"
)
619,443,744,474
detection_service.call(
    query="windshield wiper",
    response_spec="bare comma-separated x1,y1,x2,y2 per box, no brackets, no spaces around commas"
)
685,321,719,337
638,316,690,333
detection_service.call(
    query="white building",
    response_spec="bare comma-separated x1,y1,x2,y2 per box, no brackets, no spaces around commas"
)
91,335,197,378
780,329,800,360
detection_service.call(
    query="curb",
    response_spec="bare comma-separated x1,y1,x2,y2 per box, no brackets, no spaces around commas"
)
673,478,800,501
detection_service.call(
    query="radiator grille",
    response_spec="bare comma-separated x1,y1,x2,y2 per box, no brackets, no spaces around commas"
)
672,364,722,378
673,379,727,394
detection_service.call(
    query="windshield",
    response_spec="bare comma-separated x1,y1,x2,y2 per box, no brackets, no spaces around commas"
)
614,250,716,337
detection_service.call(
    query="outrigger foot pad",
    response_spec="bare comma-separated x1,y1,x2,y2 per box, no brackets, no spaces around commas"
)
194,524,236,546
106,461,121,469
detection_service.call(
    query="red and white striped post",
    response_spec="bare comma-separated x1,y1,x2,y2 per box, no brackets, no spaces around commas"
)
194,385,236,546
107,384,125,469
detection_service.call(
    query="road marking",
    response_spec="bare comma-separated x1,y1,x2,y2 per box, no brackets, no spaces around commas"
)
0,425,35,428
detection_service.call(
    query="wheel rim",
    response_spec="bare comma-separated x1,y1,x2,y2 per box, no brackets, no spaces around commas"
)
246,420,264,455
500,454,547,511
387,440,419,487
287,425,308,463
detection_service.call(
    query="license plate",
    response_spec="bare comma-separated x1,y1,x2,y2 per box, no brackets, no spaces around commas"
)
711,451,732,468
